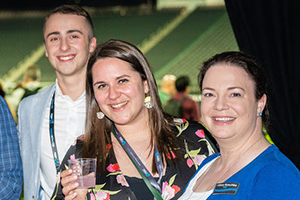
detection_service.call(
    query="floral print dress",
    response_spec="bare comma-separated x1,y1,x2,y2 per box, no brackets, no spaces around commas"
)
52,119,217,200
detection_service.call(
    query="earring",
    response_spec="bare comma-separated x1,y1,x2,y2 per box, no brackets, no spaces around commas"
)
259,112,262,116
144,96,153,109
97,111,105,119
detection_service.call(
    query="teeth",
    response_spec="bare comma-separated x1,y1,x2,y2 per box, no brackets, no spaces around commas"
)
59,55,74,61
215,117,235,122
111,102,127,108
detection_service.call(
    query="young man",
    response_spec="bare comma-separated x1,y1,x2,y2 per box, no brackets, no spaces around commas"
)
17,5,97,200
0,96,23,200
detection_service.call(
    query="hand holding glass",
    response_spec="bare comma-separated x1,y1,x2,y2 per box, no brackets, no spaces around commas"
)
68,158,97,188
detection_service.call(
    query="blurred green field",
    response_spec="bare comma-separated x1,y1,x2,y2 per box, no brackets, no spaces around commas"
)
0,6,238,95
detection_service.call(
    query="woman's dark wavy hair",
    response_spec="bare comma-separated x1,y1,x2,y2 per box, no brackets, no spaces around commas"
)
198,51,271,133
81,39,178,173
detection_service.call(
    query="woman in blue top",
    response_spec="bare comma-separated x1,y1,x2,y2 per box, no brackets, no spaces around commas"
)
180,51,300,200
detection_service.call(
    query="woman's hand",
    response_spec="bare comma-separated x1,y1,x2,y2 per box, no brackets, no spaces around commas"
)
60,169,88,200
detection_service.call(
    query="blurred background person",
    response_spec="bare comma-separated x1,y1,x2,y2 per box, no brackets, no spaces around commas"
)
180,52,300,199
8,65,41,116
158,74,177,106
164,75,200,122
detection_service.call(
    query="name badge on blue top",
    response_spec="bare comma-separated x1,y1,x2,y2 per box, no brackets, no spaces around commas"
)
212,182,240,195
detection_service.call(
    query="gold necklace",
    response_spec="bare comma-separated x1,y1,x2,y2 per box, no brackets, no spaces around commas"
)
196,136,263,192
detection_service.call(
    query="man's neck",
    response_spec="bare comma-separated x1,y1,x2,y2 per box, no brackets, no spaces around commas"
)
57,76,86,101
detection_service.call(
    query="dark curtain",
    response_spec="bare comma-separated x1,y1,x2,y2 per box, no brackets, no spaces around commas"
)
224,0,300,169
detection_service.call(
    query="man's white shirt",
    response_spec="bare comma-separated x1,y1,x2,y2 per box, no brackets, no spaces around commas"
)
40,81,86,199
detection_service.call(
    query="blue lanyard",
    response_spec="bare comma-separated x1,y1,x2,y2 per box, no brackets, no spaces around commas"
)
112,125,164,193
49,92,60,174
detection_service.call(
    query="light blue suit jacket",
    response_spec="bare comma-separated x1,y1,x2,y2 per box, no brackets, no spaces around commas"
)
18,84,55,200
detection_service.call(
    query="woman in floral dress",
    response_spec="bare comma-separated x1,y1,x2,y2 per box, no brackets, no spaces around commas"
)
51,39,217,200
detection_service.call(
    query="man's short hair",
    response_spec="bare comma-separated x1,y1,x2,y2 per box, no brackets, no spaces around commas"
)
43,5,94,39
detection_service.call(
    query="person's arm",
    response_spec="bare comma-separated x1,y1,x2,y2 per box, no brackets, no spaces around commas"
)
0,97,23,200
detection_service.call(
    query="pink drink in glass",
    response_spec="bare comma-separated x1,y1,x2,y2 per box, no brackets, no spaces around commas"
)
76,175,96,188
68,158,97,188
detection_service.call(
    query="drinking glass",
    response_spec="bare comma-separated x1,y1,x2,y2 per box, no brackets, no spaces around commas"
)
68,158,97,188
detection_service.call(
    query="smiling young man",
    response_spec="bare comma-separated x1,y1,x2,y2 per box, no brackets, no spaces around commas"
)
17,5,96,200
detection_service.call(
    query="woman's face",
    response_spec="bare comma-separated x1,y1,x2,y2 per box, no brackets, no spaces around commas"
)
92,57,149,126
200,64,265,141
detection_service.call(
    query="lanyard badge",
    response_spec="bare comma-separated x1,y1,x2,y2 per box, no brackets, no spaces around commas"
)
49,92,60,174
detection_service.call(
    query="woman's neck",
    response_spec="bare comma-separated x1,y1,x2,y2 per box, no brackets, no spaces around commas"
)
111,123,156,177
114,122,152,145
218,135,270,168
114,109,152,142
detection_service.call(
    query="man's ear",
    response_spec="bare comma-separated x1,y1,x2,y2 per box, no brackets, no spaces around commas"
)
89,37,97,53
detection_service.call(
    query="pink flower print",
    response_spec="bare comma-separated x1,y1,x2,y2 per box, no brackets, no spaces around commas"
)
90,193,96,200
107,163,120,172
95,191,110,200
195,129,205,138
170,150,176,159
161,181,181,200
116,174,129,187
194,155,206,166
106,144,112,152
167,150,176,159
186,158,194,168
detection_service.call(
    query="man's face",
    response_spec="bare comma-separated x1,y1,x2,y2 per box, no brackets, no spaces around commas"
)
43,14,96,79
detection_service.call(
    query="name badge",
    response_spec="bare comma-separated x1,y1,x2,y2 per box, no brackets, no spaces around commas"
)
212,182,240,195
